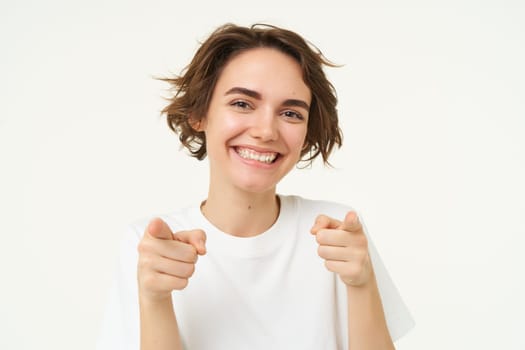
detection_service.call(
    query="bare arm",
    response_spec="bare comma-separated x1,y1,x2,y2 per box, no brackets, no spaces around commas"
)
139,295,182,350
346,269,394,350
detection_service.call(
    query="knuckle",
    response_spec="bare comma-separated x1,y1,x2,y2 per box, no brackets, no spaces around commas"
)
186,263,196,277
188,250,198,263
137,257,145,270
174,278,189,290
138,254,152,269
177,243,198,263
317,245,332,259
324,260,335,272
357,234,368,246
137,239,150,254
137,237,158,254
350,235,367,249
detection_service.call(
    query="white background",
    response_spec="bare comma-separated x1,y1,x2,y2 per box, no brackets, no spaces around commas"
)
1,0,524,349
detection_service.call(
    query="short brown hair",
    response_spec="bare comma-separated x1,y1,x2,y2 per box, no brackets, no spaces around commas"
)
161,23,342,165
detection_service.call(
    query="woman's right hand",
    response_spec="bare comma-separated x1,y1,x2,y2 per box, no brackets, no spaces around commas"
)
137,218,207,302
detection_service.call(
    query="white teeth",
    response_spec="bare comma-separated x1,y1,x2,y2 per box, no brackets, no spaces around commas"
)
236,147,278,164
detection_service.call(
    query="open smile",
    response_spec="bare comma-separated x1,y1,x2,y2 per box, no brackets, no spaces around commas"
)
233,146,280,164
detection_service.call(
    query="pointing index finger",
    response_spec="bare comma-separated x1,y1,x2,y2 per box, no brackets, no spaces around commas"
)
310,214,342,235
173,229,207,255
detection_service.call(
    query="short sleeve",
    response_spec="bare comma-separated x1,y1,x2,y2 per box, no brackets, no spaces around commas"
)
96,224,142,350
335,214,415,344
366,228,415,341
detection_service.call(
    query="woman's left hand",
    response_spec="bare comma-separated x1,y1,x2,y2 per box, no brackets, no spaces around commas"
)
310,211,372,287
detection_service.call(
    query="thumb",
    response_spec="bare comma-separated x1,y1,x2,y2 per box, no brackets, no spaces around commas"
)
146,217,174,240
339,211,362,233
173,229,207,255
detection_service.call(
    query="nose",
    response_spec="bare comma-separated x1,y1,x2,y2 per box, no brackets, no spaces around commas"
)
249,109,278,142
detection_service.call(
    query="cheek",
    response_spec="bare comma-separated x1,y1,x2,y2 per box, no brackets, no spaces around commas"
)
293,127,308,149
281,125,308,156
213,108,246,131
205,112,239,141
220,114,244,134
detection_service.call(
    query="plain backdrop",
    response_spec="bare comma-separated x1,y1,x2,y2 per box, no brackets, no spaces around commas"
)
1,0,524,349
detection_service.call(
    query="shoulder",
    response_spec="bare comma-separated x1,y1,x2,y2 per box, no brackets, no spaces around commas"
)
280,194,356,220
124,204,200,241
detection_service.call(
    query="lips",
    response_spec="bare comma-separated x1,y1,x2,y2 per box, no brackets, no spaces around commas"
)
234,146,280,164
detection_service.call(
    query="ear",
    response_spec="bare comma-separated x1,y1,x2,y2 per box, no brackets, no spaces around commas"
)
189,114,206,132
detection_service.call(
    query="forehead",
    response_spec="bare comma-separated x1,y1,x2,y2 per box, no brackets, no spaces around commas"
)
214,47,311,102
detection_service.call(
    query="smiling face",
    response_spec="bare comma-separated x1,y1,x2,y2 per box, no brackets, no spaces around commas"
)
200,47,311,195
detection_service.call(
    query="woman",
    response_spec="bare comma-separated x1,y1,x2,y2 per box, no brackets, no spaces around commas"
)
98,23,414,350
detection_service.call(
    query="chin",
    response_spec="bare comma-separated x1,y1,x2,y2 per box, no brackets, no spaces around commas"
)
236,182,276,195
232,175,279,195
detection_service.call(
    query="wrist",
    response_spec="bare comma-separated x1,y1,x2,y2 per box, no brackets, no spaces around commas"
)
139,291,174,306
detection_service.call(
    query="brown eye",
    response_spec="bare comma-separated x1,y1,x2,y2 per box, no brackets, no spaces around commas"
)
282,110,304,121
231,100,251,109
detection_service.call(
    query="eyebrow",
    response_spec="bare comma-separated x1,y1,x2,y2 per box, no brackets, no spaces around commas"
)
225,86,310,111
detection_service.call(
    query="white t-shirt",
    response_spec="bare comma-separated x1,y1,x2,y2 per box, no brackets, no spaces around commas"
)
97,195,414,349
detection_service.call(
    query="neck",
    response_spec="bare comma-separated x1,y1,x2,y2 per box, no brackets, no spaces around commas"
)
201,187,280,237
